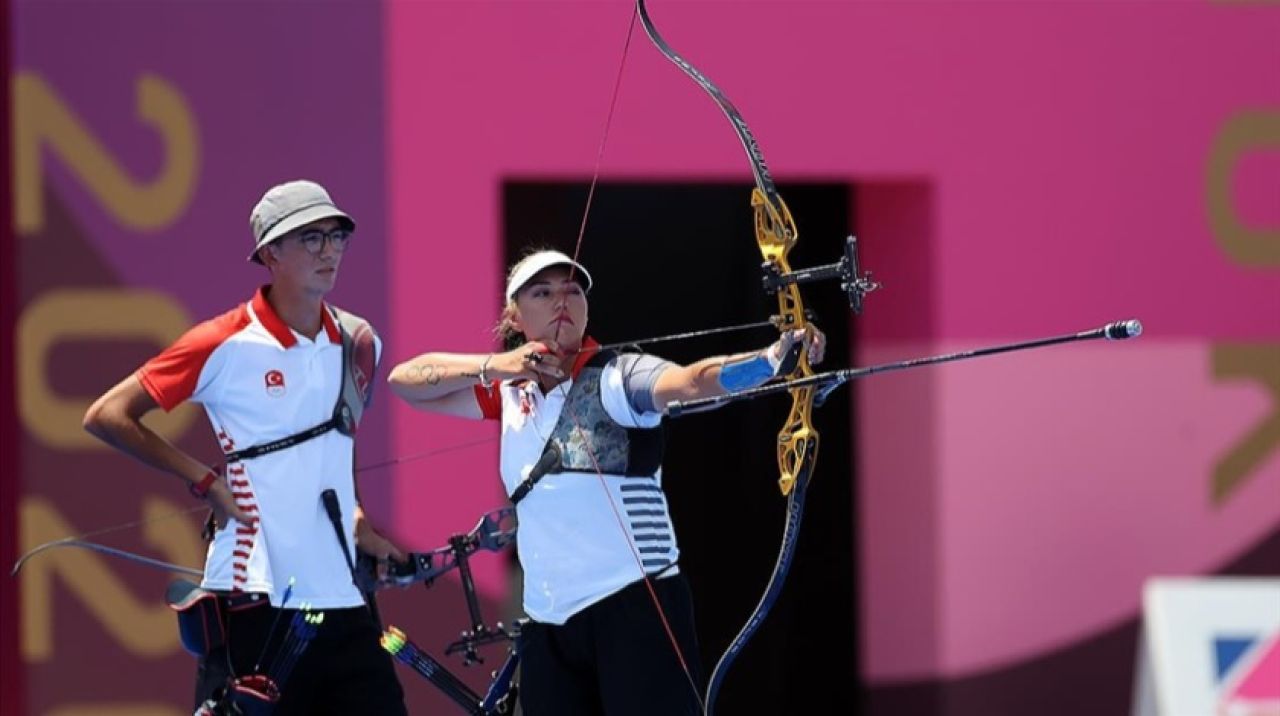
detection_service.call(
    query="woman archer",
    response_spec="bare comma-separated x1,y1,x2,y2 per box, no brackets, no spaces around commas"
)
387,249,825,716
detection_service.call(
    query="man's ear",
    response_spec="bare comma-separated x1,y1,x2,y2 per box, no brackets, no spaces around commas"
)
257,244,278,268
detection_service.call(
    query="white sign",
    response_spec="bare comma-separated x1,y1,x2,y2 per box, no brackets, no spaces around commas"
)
1133,577,1280,716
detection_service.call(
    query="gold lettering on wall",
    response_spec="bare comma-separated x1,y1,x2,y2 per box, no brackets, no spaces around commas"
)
1212,344,1280,503
1206,111,1280,266
21,496,205,661
13,72,199,233
18,288,197,449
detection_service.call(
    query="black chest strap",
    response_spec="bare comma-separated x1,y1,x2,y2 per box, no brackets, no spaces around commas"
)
222,306,372,463
222,403,353,463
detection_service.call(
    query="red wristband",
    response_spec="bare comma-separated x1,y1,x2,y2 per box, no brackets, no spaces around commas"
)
189,468,219,499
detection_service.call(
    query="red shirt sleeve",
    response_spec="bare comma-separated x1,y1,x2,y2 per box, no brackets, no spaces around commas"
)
136,305,248,411
472,382,502,420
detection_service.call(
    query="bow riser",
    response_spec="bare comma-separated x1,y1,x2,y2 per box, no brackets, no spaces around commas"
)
753,189,820,496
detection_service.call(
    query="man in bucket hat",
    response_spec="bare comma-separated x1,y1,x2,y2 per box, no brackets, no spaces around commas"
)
84,180,407,714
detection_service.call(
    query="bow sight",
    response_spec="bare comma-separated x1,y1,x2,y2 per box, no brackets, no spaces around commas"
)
761,235,882,316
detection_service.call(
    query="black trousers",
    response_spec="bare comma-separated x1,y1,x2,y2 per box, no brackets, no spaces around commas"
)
519,573,703,716
194,601,406,715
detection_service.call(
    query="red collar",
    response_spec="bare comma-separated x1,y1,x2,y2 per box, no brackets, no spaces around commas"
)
319,304,342,344
251,286,341,348
567,337,601,380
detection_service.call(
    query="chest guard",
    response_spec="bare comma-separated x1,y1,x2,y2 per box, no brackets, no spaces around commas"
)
330,306,378,436
552,350,670,473
550,358,665,476
223,305,377,463
509,351,665,505
547,352,664,475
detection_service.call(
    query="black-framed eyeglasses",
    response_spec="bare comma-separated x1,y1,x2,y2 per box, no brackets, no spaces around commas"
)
295,227,353,255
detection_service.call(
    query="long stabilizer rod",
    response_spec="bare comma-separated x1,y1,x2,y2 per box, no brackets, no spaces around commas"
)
668,319,1143,417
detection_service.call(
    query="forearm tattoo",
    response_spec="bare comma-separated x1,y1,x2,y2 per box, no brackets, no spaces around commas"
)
406,363,478,385
408,363,443,386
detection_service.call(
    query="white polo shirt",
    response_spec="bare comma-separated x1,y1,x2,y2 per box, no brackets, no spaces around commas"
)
473,339,680,625
137,286,378,609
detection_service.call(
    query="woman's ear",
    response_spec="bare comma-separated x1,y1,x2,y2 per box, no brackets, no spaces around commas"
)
509,305,525,334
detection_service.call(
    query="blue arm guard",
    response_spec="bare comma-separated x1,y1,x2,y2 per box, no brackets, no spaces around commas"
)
718,353,778,392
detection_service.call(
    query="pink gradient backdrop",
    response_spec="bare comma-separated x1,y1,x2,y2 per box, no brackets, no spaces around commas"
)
862,342,1280,679
386,0,1279,682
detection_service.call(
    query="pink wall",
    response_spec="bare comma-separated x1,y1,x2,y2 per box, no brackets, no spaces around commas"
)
7,0,1275,710
387,0,1279,683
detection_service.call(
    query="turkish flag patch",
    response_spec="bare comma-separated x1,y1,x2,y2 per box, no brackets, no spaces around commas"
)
264,369,286,397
